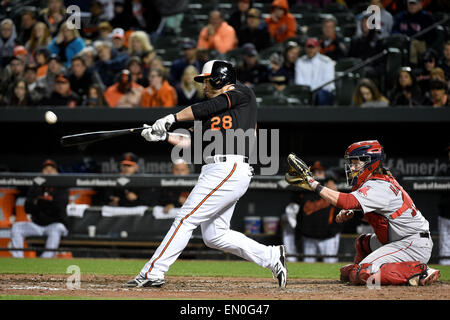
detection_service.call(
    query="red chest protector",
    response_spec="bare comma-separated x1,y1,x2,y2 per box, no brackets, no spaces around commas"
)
362,174,418,245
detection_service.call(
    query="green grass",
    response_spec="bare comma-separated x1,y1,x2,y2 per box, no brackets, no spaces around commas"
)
0,258,449,281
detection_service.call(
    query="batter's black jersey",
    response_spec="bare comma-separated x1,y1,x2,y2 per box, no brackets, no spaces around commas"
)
190,81,257,158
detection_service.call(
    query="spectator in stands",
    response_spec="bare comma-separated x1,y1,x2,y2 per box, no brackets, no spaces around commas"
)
68,56,105,103
16,7,38,46
236,8,273,52
13,46,31,66
0,19,17,67
197,10,238,54
41,73,80,107
295,38,335,105
141,68,178,108
267,52,290,85
415,49,438,94
392,0,435,65
104,69,143,107
169,38,203,87
356,0,393,38
294,161,342,263
10,159,69,258
39,0,66,37
0,56,25,102
24,65,42,104
141,49,157,81
319,15,347,61
430,67,447,85
265,0,297,44
348,13,384,79
280,41,300,85
110,0,140,30
175,65,205,106
25,22,51,57
228,0,252,35
424,79,449,107
236,43,269,87
156,159,191,215
95,41,129,88
97,21,114,42
111,28,127,54
150,55,169,80
99,152,152,207
34,47,51,79
1,79,33,107
438,41,450,87
49,22,86,68
81,0,105,40
128,31,154,58
388,66,423,106
35,53,66,99
352,78,389,108
128,56,148,88
84,84,108,107
79,46,97,70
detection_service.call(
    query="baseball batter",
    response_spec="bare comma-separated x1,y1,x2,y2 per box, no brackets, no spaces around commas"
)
286,140,440,286
125,60,287,288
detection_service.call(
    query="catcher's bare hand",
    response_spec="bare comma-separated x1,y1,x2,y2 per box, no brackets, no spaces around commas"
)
336,210,354,223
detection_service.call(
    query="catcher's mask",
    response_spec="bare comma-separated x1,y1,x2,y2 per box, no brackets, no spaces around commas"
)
344,140,385,190
194,60,236,89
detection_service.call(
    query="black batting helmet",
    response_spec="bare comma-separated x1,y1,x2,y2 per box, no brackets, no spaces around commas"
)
194,60,236,89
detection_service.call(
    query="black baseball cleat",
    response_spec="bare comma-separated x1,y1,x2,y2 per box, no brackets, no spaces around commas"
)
271,245,288,288
125,274,165,288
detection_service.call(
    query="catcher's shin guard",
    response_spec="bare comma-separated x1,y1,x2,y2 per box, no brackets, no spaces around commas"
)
348,262,426,286
354,233,372,264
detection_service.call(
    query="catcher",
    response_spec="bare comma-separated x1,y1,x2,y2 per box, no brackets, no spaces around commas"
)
285,140,440,286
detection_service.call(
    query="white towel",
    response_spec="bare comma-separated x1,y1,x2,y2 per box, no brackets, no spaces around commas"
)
101,205,148,217
152,205,180,219
66,204,89,217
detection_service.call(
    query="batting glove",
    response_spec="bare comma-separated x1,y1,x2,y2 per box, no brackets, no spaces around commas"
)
141,124,167,142
152,114,176,134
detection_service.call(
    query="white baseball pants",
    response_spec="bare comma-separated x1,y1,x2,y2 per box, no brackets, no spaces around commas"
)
361,233,433,273
141,159,279,279
302,233,341,263
10,221,68,258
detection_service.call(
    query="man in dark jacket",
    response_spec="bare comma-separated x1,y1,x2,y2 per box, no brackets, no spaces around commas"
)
236,8,272,52
68,56,104,102
10,159,69,258
41,73,80,107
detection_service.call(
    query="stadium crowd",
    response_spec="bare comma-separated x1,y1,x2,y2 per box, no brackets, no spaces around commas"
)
0,0,449,108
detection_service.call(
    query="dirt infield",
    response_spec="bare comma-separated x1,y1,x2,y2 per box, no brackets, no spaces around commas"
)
0,274,449,300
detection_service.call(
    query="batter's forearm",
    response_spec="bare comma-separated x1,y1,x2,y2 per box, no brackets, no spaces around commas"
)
175,106,194,122
167,132,191,148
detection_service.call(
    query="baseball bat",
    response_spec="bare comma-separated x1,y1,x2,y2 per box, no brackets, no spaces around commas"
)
60,127,147,147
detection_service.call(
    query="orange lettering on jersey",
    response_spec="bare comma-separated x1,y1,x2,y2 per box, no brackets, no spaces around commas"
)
211,116,221,130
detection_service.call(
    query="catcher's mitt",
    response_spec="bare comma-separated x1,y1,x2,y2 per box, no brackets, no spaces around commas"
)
285,153,314,191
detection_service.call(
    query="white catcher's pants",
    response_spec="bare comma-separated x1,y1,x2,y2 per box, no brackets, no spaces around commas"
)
10,221,68,258
141,160,279,279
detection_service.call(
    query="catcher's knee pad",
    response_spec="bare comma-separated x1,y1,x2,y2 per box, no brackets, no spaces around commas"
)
354,233,372,264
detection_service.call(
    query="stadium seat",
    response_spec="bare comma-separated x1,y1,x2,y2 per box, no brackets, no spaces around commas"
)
385,47,403,89
283,85,312,106
334,58,363,106
299,12,322,26
253,83,275,96
259,95,289,108
306,24,323,38
383,34,410,65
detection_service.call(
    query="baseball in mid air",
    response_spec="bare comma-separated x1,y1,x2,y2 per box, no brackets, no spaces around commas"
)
45,111,57,124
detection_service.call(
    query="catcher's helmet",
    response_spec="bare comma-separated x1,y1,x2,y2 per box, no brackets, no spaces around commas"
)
344,140,385,190
194,60,236,89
